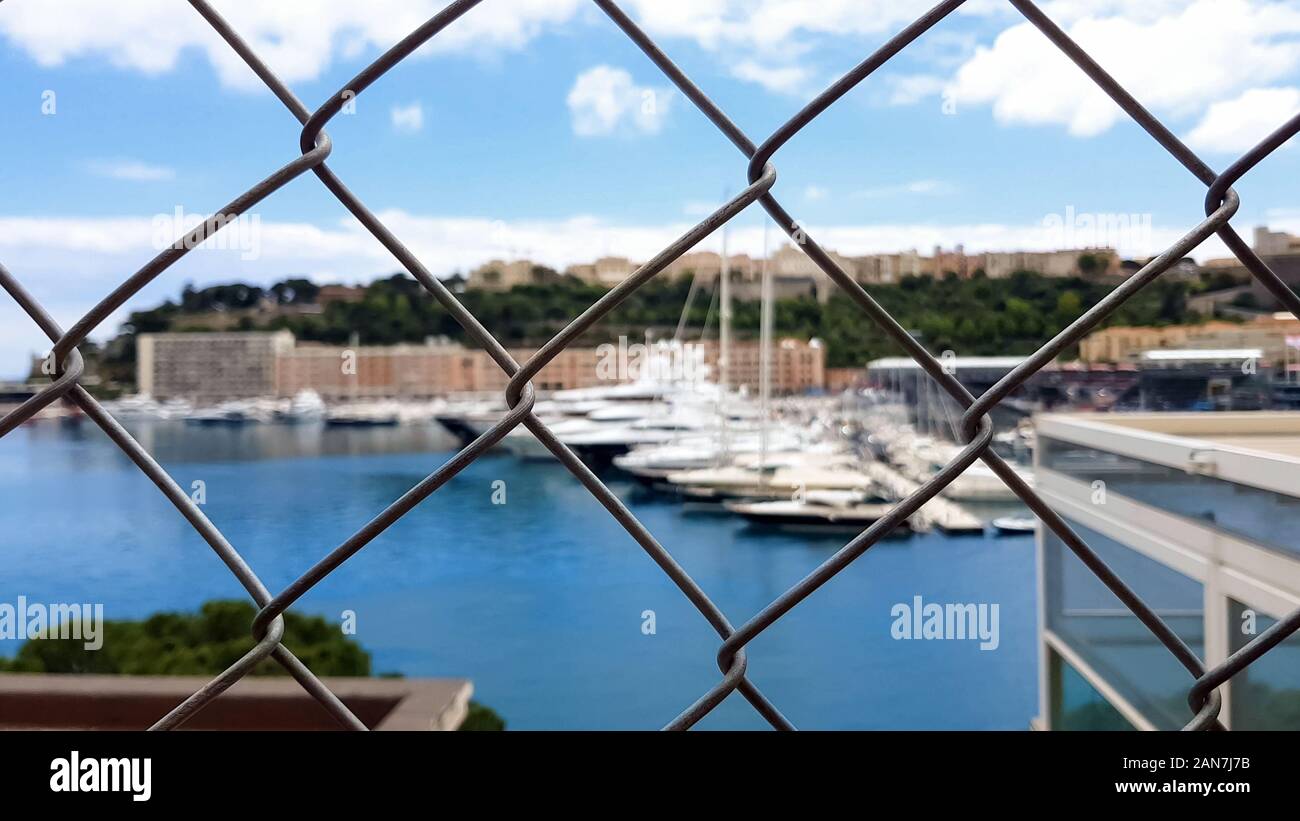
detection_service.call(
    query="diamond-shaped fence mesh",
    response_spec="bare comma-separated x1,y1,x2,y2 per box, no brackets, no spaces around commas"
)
3,0,1299,731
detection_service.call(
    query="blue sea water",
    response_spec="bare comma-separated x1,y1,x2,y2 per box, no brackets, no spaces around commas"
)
0,420,1037,729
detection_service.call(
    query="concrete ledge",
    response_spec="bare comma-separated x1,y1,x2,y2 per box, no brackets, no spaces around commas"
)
0,674,472,730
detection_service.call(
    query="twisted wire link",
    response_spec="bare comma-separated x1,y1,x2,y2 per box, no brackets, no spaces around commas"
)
0,0,1297,731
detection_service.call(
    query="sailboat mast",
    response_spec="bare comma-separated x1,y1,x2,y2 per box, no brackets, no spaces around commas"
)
719,221,731,461
759,218,772,477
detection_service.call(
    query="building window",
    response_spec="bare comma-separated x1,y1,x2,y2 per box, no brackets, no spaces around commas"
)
1040,436,1300,559
1044,518,1203,729
1227,599,1300,730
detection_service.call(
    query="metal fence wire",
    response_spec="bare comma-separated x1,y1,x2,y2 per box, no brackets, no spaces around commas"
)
3,0,1300,731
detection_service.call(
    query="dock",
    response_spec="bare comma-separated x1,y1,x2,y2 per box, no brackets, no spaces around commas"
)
863,462,986,534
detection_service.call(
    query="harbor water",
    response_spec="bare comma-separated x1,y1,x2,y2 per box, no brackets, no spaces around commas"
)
0,420,1037,729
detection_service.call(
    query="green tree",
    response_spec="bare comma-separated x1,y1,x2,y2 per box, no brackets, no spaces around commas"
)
0,600,369,676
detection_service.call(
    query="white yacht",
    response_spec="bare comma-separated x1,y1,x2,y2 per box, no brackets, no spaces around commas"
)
665,455,876,501
186,398,275,426
325,401,400,427
611,431,806,481
274,390,326,423
103,394,193,421
724,490,908,533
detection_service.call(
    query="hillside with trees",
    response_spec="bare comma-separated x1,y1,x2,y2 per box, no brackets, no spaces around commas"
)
86,267,1216,390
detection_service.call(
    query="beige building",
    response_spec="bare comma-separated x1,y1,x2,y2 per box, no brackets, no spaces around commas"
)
846,250,930,284
138,330,834,400
1079,325,1193,363
466,259,545,291
279,340,626,398
1079,315,1300,368
139,331,643,400
467,346,620,394
137,331,294,401
1255,226,1300,256
276,338,474,400
659,251,759,283
531,241,1121,298
824,367,866,393
698,337,825,395
316,284,366,306
837,246,1120,283
564,256,638,287
979,248,1120,279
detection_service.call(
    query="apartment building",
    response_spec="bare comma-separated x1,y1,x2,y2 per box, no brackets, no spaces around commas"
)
136,331,831,400
1034,412,1300,729
1080,315,1300,369
980,248,1120,279
137,331,294,401
1255,226,1300,256
467,242,1122,296
563,256,638,287
465,259,546,291
276,338,473,400
1080,325,1208,364
824,366,866,393
659,251,758,283
698,337,826,395
316,284,367,306
847,250,929,284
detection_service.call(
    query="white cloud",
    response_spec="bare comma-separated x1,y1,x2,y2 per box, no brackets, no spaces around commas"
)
730,60,813,95
951,0,1300,138
86,159,175,182
16,0,1284,121
619,0,987,53
683,200,721,217
803,185,828,201
1186,87,1300,153
884,74,950,106
567,66,673,137
0,0,584,90
390,102,425,134
0,0,1018,99
853,180,955,199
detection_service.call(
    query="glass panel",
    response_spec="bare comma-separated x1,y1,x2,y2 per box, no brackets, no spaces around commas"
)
1039,436,1300,559
1227,599,1300,730
1051,649,1135,731
1044,518,1203,729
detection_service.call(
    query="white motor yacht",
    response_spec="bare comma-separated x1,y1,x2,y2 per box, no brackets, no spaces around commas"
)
325,402,400,427
274,390,326,423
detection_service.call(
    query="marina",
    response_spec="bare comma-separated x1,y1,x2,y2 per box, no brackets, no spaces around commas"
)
79,376,1033,537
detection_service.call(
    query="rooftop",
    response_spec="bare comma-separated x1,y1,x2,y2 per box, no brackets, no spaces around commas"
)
0,673,472,730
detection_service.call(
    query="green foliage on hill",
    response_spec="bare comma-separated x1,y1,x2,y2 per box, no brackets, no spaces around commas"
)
0,599,369,676
114,268,1202,371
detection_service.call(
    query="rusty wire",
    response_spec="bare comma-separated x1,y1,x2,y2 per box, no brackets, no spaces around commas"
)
2,0,1299,730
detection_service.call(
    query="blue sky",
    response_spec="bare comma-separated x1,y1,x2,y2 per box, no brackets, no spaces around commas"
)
1,0,1299,376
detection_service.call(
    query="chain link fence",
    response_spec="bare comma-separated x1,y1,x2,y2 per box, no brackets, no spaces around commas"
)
3,0,1299,731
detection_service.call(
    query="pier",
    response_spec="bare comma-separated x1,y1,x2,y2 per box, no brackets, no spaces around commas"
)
863,462,986,534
